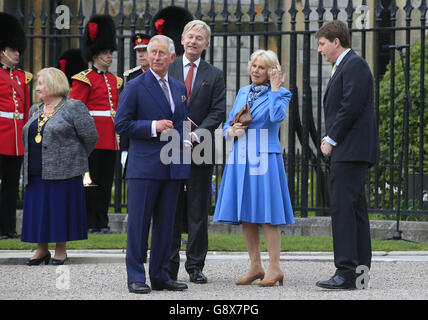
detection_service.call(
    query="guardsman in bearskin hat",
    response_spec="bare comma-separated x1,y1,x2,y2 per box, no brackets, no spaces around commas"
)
0,13,32,240
70,14,123,234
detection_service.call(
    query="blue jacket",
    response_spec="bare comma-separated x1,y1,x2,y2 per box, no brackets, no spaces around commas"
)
114,69,190,180
223,85,292,156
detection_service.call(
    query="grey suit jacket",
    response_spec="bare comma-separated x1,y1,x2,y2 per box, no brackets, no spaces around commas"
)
169,57,226,134
22,97,98,185
169,57,226,165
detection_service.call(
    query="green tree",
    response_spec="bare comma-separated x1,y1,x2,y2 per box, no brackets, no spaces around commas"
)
376,39,427,210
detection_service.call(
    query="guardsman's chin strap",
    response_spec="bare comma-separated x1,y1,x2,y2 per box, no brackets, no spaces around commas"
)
1,50,19,66
97,55,112,67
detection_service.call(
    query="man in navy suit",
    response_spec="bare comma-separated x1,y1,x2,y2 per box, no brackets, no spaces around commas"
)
315,20,379,290
115,35,190,294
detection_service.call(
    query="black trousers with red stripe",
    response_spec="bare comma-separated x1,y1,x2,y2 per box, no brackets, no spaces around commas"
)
85,149,117,230
0,155,22,236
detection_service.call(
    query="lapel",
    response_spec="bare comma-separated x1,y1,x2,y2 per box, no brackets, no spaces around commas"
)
170,56,184,82
168,75,185,120
189,59,209,101
144,69,173,118
324,49,354,100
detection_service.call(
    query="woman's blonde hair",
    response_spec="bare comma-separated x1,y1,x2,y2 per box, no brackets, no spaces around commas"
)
37,67,70,97
247,49,280,75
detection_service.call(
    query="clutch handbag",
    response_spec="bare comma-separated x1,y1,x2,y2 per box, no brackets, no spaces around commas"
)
230,104,252,127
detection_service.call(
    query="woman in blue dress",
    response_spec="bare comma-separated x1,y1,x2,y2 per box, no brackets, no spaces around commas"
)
214,50,294,286
21,68,98,265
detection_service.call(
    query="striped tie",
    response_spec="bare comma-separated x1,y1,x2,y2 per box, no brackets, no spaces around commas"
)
160,78,171,106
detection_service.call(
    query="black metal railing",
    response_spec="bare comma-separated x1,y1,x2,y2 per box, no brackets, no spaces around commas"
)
4,0,427,218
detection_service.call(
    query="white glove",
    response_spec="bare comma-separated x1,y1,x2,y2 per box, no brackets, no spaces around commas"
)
121,151,128,168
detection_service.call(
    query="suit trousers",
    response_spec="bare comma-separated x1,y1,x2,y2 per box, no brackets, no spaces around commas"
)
85,149,116,230
329,161,372,278
0,155,22,236
169,164,213,276
126,179,181,284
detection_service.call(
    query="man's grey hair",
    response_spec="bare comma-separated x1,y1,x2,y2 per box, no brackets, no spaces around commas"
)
147,35,175,57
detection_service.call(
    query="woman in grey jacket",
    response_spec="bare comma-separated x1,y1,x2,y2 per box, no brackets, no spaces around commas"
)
21,67,98,265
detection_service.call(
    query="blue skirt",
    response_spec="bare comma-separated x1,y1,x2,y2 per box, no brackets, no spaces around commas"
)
214,152,295,226
21,176,88,243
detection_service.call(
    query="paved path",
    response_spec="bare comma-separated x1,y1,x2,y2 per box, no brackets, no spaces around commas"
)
0,250,427,301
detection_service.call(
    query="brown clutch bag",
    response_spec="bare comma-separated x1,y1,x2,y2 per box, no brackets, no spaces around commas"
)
230,104,252,127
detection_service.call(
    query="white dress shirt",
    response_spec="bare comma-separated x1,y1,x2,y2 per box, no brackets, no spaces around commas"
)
323,48,351,147
150,68,176,137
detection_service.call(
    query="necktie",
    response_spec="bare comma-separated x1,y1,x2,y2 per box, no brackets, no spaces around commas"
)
331,63,337,78
160,78,171,106
184,62,195,100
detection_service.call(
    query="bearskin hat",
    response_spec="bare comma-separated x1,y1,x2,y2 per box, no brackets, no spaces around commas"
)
81,14,117,63
0,12,26,53
151,6,194,56
57,48,88,85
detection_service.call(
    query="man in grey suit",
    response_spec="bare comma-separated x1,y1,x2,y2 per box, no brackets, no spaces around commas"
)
168,20,226,284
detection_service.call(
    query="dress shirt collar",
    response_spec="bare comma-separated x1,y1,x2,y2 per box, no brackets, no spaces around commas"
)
335,48,351,66
149,68,169,83
183,55,200,69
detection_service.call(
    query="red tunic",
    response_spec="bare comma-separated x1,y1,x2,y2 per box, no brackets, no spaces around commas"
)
0,65,31,156
70,68,123,150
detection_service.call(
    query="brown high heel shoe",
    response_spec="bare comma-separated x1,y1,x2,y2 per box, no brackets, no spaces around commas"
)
257,274,284,287
235,271,265,285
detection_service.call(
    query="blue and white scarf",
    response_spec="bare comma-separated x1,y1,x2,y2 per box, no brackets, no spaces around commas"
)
247,83,270,108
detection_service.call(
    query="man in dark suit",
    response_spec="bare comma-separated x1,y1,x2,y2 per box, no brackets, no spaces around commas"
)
115,35,190,294
168,20,226,284
315,20,379,290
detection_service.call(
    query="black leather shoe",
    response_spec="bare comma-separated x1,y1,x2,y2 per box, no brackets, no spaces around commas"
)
189,270,207,284
316,274,356,290
151,279,188,291
128,282,151,294
52,255,68,265
26,252,51,266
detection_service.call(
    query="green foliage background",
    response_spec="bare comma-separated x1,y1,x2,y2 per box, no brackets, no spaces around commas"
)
375,39,427,211
378,39,427,166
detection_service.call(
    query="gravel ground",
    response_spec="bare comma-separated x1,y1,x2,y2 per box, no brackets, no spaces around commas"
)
1,258,427,300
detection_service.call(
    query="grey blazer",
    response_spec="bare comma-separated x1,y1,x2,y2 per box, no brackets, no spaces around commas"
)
22,97,98,185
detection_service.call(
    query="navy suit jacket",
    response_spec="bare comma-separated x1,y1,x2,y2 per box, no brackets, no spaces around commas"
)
324,49,379,165
115,69,190,180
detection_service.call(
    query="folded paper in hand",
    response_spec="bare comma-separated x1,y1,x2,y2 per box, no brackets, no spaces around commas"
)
184,117,198,148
